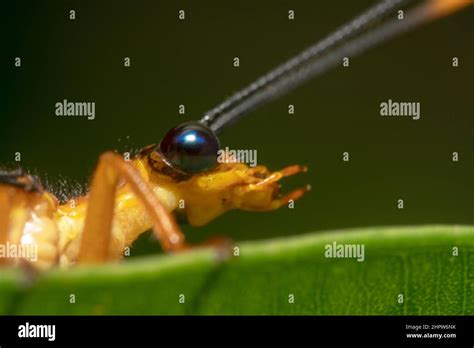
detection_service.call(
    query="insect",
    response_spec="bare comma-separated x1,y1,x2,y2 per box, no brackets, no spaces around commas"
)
0,0,468,270
0,122,309,270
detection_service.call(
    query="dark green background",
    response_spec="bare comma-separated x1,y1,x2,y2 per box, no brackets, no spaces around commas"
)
1,1,472,254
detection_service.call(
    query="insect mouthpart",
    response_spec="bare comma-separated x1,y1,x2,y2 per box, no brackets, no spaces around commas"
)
159,121,221,175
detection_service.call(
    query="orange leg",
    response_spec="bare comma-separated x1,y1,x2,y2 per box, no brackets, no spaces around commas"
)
78,152,188,263
78,152,231,264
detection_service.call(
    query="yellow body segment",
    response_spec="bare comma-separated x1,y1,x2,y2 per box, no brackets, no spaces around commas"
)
0,185,59,270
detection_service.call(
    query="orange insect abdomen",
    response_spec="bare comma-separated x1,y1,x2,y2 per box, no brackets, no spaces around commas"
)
0,185,59,270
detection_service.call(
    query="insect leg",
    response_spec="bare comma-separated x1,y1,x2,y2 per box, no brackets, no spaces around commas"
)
77,152,190,263
78,152,234,264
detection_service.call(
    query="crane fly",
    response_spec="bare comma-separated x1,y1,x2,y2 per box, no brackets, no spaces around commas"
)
0,0,469,270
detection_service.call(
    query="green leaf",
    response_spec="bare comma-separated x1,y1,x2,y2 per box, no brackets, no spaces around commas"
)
0,270,23,314
2,225,473,315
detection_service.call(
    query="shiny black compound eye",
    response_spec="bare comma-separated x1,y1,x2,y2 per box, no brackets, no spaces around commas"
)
159,121,221,174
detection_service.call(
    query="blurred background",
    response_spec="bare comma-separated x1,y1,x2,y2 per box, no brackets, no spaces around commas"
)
0,0,472,255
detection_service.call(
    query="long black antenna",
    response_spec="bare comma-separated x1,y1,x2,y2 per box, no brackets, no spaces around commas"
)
200,0,466,134
200,0,407,132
